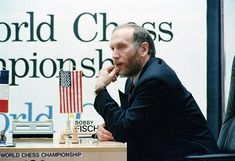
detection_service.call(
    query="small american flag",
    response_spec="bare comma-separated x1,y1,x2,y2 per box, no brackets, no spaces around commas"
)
59,70,83,113
0,70,9,113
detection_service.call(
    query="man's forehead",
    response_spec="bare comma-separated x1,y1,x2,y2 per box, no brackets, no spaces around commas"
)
113,27,134,36
111,28,134,43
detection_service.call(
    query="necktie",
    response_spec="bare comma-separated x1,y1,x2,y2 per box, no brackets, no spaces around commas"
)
128,80,134,103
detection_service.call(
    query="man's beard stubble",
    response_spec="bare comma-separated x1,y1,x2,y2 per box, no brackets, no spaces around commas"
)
121,54,142,78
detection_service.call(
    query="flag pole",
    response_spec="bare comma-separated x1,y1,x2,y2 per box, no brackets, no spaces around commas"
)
59,61,82,136
65,61,72,135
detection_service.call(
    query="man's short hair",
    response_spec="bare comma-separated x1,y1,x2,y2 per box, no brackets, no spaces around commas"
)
113,23,156,56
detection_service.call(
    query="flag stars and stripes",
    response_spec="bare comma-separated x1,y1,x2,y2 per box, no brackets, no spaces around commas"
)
60,71,71,87
59,70,83,114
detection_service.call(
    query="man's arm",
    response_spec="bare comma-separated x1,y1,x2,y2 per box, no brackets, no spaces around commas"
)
94,75,168,142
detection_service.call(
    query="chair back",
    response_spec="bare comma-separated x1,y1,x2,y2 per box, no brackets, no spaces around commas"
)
217,56,235,152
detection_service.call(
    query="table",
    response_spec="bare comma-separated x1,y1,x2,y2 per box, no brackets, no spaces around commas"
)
0,136,127,161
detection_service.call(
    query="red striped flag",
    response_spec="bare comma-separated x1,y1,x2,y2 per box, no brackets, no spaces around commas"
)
59,70,83,113
0,70,9,113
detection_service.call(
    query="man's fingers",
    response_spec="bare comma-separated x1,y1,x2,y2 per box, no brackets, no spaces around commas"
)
104,65,115,72
109,67,120,78
98,132,114,141
95,66,119,90
97,129,114,141
100,128,113,136
101,66,119,83
99,123,113,136
102,65,119,75
96,123,114,141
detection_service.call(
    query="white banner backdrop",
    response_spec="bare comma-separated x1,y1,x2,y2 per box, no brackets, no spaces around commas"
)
0,0,207,134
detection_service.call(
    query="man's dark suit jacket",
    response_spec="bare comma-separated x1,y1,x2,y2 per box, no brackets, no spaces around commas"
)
94,56,219,161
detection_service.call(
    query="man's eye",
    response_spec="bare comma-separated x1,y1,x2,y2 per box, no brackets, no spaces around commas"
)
118,45,125,49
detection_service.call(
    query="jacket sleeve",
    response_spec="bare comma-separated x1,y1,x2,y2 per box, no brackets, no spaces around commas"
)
94,78,168,142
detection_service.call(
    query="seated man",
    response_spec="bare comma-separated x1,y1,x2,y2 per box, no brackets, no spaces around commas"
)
94,23,219,161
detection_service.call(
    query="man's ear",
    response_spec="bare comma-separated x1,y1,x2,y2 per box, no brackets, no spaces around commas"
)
140,42,149,57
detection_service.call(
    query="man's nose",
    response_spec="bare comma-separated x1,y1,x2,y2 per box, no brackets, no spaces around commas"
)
112,49,120,59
